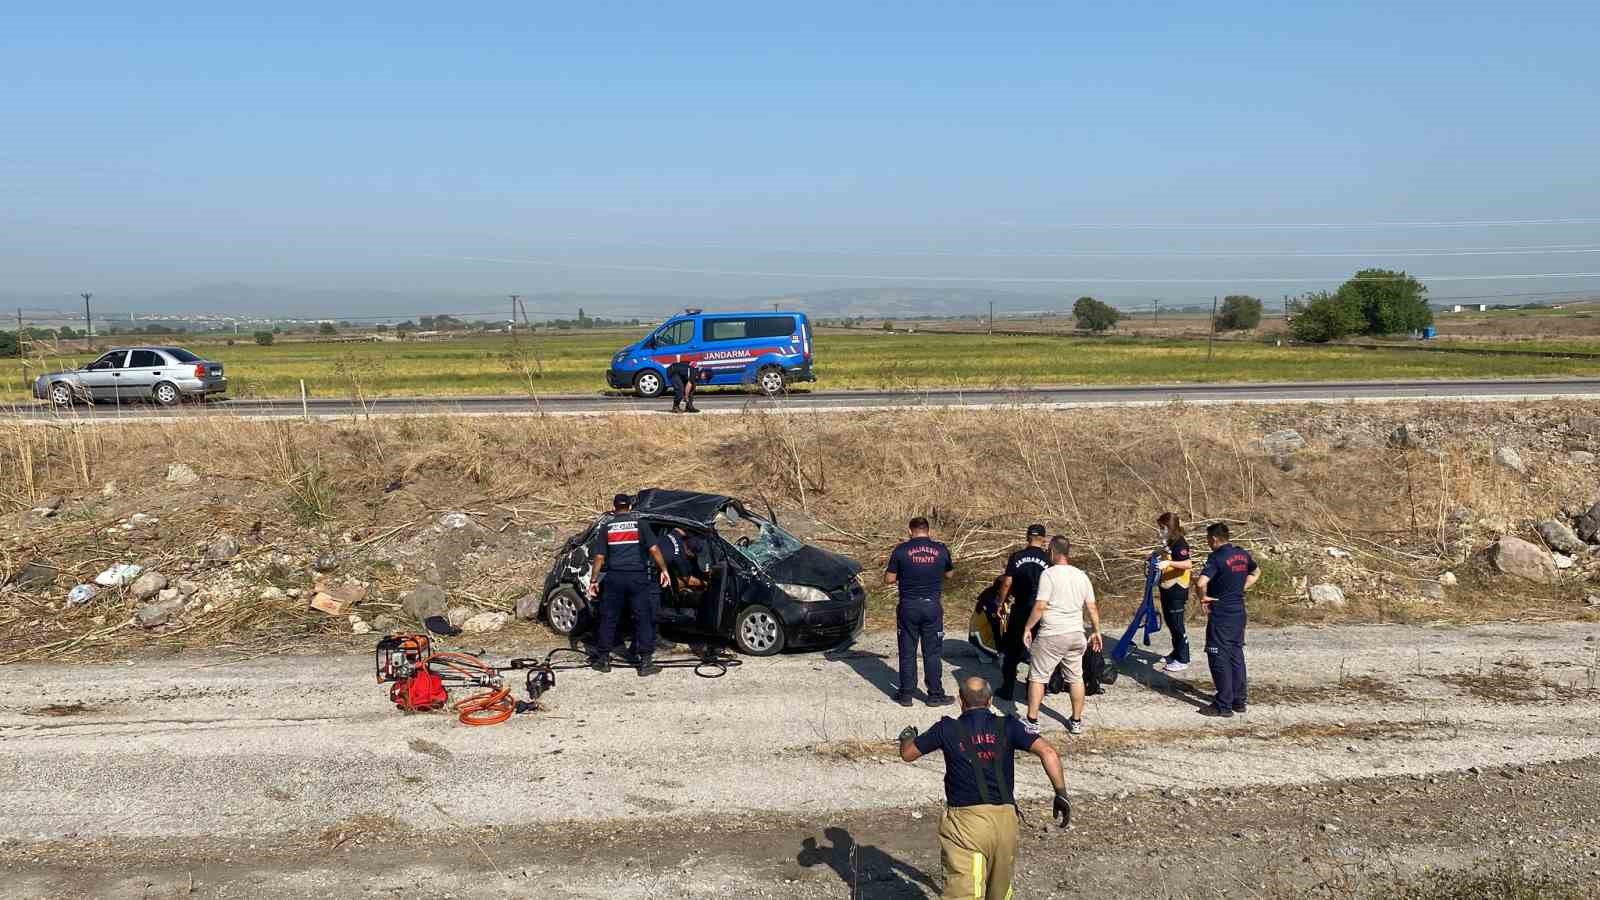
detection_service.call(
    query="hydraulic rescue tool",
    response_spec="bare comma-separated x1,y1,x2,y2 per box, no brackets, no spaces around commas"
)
1111,552,1164,664
375,633,556,726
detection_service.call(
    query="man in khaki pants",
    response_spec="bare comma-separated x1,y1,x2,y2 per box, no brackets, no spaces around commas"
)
899,676,1071,899
1021,536,1103,736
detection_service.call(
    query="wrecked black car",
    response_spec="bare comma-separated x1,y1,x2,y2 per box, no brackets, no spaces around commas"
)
536,489,865,655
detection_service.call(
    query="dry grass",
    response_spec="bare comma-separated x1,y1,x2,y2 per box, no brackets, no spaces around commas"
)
3,399,1597,659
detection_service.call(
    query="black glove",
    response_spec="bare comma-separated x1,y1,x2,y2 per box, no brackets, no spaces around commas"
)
423,615,461,637
1052,789,1071,827
898,726,918,746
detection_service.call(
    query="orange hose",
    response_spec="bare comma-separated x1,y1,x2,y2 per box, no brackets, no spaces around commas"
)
424,652,517,726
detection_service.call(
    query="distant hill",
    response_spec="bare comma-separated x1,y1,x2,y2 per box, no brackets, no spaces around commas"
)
745,286,1084,319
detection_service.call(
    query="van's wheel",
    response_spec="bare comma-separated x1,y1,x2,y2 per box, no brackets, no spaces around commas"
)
756,366,787,397
153,382,182,407
544,584,586,636
635,370,665,398
734,604,785,656
48,382,76,407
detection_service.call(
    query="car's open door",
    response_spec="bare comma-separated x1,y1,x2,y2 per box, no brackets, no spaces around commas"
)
699,561,738,636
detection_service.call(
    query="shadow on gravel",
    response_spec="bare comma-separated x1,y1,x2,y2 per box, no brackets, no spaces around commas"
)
828,649,903,701
797,826,937,898
1113,646,1213,710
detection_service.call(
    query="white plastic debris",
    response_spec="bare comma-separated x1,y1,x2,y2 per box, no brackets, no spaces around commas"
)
66,584,100,607
94,563,144,588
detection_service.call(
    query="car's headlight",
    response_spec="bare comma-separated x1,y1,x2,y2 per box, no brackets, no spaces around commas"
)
778,583,831,604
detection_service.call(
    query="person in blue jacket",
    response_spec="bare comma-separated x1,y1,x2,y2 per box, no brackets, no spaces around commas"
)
1194,522,1259,717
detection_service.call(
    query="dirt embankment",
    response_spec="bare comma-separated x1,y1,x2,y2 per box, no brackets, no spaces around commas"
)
3,401,1599,660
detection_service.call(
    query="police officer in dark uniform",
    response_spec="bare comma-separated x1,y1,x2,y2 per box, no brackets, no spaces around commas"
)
587,494,672,676
666,355,700,414
1194,522,1259,717
898,676,1070,900
995,524,1050,700
886,516,955,707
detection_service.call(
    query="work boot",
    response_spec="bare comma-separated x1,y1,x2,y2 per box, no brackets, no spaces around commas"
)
637,655,661,677
671,403,681,413
684,403,700,414
592,653,612,674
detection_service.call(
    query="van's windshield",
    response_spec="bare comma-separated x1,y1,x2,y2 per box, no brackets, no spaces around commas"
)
716,507,804,567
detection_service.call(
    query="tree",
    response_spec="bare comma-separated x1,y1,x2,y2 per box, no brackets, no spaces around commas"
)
1072,296,1121,333
0,330,18,357
1337,269,1431,335
254,331,275,346
56,325,80,339
1215,295,1263,331
317,322,337,335
1287,291,1362,343
882,320,895,331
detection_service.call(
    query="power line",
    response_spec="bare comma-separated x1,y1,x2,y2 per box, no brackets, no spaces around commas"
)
1013,216,1600,230
530,240,1600,259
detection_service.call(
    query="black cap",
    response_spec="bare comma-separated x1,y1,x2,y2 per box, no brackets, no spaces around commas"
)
1026,524,1047,537
613,493,632,509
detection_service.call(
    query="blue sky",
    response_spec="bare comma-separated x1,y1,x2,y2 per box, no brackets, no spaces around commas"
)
3,2,1598,310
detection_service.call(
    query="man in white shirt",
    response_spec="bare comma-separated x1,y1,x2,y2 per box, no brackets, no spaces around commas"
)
1021,536,1103,735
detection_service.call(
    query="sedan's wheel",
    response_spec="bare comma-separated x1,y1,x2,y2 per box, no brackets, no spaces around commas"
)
153,382,182,407
635,370,665,398
544,585,586,636
734,604,785,656
48,382,75,407
757,366,786,397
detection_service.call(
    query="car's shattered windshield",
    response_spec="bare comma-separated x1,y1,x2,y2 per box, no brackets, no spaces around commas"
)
717,507,804,568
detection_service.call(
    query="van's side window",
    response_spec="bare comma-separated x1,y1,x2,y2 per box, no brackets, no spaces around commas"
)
706,316,794,342
656,320,695,346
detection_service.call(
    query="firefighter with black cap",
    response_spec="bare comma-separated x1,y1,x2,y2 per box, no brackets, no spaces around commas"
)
899,675,1071,900
587,493,672,676
995,524,1050,700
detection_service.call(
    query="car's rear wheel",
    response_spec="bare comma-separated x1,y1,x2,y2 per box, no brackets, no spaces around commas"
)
153,382,182,407
544,584,586,636
48,382,75,407
635,370,665,398
734,604,785,656
756,366,786,397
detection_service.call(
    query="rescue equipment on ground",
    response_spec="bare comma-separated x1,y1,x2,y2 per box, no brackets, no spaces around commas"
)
967,577,1004,662
1111,553,1164,663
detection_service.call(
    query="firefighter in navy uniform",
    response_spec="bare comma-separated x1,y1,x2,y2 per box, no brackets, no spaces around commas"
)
886,517,956,707
587,494,672,676
995,524,1050,701
667,356,700,414
899,676,1070,900
1194,522,1259,717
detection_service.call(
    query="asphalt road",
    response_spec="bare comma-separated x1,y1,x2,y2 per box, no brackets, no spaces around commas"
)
9,376,1600,421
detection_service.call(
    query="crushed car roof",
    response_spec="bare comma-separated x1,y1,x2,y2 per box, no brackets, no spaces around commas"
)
631,489,747,524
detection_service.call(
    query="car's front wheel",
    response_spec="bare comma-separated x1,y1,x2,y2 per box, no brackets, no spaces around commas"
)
733,604,785,656
544,584,586,636
635,370,665,398
48,382,76,407
153,382,182,407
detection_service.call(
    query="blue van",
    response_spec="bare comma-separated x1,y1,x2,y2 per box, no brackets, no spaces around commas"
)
606,309,816,397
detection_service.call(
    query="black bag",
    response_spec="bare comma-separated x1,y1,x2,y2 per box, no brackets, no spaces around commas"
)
1046,643,1107,696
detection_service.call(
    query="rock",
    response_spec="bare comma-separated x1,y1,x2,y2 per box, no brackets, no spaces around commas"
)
447,605,474,628
101,481,118,497
1259,429,1306,454
1577,502,1600,544
31,495,64,516
312,552,340,573
1537,520,1585,554
1419,581,1446,600
1320,823,1340,834
205,533,241,561
66,584,99,607
165,463,200,486
371,614,398,632
286,587,303,599
1586,594,1600,608
1273,453,1296,472
1570,415,1600,437
1570,451,1597,466
1326,547,1352,559
135,598,184,628
157,588,180,602
1487,537,1558,583
128,512,155,528
10,561,60,591
401,583,448,622
260,586,288,602
1388,423,1421,449
349,614,372,635
1493,446,1525,473
175,579,201,597
460,611,510,634
94,563,143,588
1553,553,1575,570
440,512,472,530
128,571,168,601
1439,571,1458,587
514,592,542,620
1309,584,1347,608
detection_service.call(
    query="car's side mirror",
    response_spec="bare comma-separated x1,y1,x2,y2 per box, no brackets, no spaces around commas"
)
643,337,657,349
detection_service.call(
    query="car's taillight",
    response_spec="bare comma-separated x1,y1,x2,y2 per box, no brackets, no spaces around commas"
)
194,364,207,378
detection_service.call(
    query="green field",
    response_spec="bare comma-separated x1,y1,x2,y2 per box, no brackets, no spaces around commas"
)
6,330,1600,401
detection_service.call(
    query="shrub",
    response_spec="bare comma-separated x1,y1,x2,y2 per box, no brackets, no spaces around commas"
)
1073,296,1121,333
1338,269,1432,336
1216,295,1264,331
254,331,275,346
1288,292,1363,343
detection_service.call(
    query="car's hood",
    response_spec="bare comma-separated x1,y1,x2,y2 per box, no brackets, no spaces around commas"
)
765,544,861,589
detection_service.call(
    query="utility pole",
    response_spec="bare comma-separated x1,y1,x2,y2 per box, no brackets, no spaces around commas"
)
1207,295,1218,362
988,301,994,336
1153,299,1160,329
1283,293,1290,320
15,308,25,362
509,294,521,343
82,293,93,350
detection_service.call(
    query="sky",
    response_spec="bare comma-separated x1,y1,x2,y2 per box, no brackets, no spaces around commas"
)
3,1,1599,315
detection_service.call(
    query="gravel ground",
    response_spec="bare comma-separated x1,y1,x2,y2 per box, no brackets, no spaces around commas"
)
3,622,1600,897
